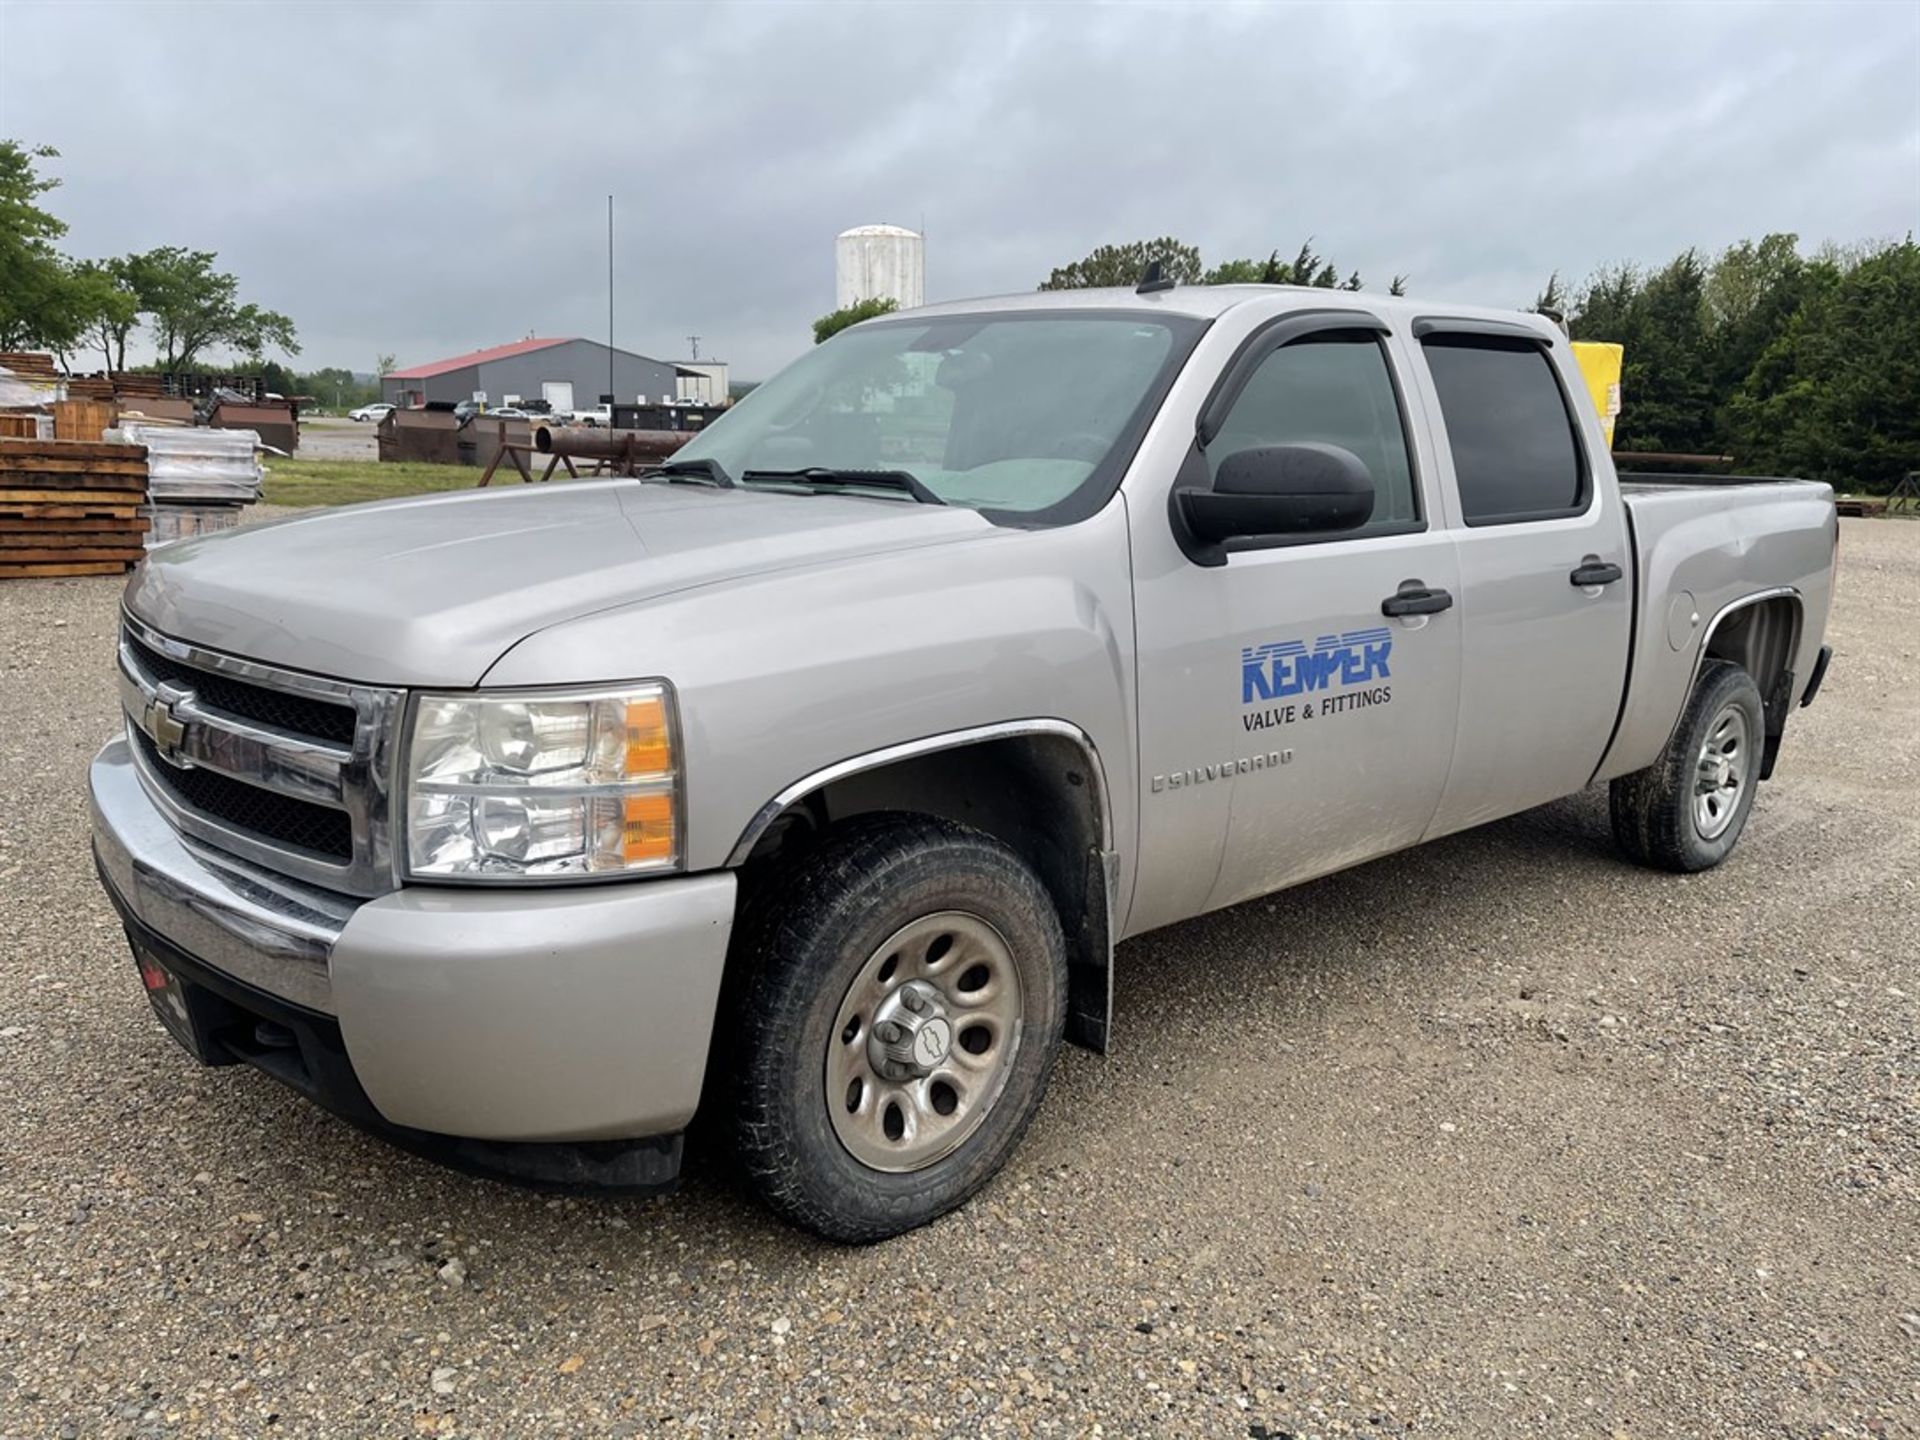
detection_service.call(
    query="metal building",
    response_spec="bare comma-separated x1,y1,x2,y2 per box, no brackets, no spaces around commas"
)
835,224,925,311
382,338,679,412
675,361,730,406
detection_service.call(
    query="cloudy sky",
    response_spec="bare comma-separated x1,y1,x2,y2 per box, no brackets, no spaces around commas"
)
3,0,1915,379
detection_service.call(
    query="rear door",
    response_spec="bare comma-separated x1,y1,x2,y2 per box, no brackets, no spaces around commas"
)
1408,321,1632,837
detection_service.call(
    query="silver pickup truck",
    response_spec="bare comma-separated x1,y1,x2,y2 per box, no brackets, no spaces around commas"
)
90,286,1838,1241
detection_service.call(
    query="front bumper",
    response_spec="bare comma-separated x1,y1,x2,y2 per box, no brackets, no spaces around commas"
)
89,738,737,1182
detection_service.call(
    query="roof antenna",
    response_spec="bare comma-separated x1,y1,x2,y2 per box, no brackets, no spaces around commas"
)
1136,259,1176,295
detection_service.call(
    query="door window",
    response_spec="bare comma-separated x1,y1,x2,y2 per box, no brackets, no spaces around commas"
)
1421,336,1587,524
1205,332,1419,534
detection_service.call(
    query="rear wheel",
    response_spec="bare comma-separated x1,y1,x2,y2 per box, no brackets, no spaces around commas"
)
1610,659,1765,872
730,815,1067,1242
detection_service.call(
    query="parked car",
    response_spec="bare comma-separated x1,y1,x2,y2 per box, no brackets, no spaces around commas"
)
570,403,612,427
347,403,393,422
487,407,533,421
90,285,1837,1243
451,399,482,423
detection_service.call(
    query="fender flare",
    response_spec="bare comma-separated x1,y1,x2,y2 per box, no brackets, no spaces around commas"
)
724,718,1114,866
723,719,1120,1053
1682,586,1804,779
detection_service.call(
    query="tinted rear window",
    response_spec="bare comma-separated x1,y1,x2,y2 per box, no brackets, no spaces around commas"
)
1422,337,1585,524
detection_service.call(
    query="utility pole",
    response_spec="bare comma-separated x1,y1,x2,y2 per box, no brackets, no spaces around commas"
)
607,195,615,405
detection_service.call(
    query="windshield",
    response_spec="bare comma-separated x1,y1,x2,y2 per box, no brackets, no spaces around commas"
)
670,310,1203,524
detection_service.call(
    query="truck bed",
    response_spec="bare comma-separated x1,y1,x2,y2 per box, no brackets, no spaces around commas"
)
1618,471,1815,491
1600,474,1836,782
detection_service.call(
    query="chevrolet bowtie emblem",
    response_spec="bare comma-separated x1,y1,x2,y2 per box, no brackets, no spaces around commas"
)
144,686,191,762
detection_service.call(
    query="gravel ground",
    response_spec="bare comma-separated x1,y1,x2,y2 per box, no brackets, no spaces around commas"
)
0,518,1914,1438
295,418,375,461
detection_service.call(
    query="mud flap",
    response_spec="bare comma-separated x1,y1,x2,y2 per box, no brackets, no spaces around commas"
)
1065,849,1117,1054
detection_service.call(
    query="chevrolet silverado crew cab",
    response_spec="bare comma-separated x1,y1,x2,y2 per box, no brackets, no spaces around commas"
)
91,286,1838,1242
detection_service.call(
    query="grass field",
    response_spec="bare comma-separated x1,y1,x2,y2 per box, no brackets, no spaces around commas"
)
262,458,543,507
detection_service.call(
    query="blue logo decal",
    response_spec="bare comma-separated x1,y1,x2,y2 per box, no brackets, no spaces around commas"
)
1241,628,1392,704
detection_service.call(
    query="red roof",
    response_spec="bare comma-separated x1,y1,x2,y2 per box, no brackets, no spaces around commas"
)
386,337,573,381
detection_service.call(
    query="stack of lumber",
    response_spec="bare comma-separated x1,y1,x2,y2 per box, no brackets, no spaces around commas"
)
0,438,150,578
110,371,166,400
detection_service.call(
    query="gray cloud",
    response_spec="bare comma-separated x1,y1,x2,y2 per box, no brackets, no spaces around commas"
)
3,0,1914,378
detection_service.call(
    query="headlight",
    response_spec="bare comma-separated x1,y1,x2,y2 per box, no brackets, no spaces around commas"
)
403,684,680,880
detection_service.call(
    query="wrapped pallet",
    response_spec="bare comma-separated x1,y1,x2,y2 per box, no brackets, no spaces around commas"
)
109,423,265,547
0,361,64,412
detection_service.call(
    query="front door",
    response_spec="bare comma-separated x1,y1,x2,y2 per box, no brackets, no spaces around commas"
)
1127,319,1463,931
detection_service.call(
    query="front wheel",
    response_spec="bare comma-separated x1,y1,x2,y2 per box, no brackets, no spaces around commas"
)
1610,659,1765,872
729,815,1067,1243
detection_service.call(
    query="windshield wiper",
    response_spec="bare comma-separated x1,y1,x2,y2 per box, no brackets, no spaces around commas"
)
646,457,735,487
738,467,946,505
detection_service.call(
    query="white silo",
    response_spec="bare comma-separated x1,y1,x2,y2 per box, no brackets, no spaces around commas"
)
835,224,925,311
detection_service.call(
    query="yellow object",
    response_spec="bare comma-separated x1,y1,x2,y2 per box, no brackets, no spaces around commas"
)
1571,342,1624,448
623,695,673,776
622,792,676,865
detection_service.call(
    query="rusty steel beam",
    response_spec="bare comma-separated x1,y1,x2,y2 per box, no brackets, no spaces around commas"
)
532,425,691,464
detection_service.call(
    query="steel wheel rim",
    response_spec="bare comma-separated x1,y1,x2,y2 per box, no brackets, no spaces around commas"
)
1692,702,1750,841
825,910,1025,1173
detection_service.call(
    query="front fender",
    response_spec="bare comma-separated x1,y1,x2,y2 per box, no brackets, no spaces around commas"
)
481,499,1142,885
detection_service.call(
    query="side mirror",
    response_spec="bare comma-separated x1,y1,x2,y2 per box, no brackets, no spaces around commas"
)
1175,442,1375,548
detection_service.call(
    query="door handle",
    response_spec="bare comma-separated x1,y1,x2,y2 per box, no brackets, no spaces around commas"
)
1570,555,1623,587
1381,579,1454,617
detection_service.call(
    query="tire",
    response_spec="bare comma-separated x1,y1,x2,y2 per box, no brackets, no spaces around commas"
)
729,814,1068,1243
1610,659,1765,873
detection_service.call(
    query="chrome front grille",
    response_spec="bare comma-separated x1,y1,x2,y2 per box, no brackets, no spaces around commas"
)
118,614,406,897
127,727,354,859
125,630,357,746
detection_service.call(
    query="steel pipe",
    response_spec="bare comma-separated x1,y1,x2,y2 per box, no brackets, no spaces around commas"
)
532,425,691,462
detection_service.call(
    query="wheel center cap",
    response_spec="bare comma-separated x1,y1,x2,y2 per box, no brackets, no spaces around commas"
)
870,981,955,1078
913,1017,952,1068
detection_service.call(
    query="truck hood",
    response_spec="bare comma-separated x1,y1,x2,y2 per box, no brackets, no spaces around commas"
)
123,480,996,686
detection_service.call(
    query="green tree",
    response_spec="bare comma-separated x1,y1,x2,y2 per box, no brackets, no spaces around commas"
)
132,245,298,370
1631,250,1715,452
1039,237,1203,290
1531,271,1567,315
1271,241,1338,287
1201,256,1266,285
1572,255,1716,454
1388,275,1408,297
1049,237,1381,292
0,141,92,354
1571,262,1641,342
295,366,377,409
812,295,897,344
1205,242,1366,289
74,257,141,371
1701,233,1809,451
1732,238,1920,488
